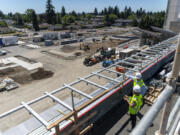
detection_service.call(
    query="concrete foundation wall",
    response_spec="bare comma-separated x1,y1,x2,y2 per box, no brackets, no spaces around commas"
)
169,21,180,33
165,0,180,30
60,49,175,135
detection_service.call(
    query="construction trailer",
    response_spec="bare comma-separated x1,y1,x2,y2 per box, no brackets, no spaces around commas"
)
0,36,178,135
43,32,58,40
0,36,18,46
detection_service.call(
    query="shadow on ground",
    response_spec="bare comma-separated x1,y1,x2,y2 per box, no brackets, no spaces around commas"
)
87,100,129,135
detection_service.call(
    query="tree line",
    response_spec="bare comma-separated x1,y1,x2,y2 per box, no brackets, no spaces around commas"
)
0,0,166,31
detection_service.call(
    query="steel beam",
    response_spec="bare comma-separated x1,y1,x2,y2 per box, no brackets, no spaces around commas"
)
45,92,73,111
104,68,123,75
64,84,93,99
79,78,108,90
121,61,140,67
21,102,49,127
91,72,120,83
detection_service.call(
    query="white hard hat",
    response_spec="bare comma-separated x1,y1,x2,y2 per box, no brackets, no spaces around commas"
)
136,72,142,79
133,85,141,93
108,48,112,51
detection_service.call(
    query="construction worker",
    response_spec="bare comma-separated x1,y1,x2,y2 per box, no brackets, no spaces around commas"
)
134,72,148,96
124,85,143,131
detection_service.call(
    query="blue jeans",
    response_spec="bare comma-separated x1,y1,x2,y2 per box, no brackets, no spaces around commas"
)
141,85,148,96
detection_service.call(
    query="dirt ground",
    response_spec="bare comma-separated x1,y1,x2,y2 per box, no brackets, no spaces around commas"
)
0,44,104,131
0,27,133,131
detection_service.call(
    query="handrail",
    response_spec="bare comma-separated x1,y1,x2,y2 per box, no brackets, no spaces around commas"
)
130,85,174,135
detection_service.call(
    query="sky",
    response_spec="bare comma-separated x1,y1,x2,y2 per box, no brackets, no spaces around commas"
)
0,0,168,14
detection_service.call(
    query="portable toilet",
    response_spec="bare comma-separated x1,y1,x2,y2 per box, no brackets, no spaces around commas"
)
0,38,3,46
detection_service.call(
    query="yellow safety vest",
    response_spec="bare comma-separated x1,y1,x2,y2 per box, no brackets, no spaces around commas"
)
134,78,145,87
129,94,143,115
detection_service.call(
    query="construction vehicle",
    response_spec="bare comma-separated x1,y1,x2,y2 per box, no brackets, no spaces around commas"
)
83,55,103,66
80,43,90,51
102,59,115,67
0,78,19,92
100,48,116,58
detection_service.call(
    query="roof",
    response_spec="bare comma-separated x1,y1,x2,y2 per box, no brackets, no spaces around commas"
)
115,19,133,23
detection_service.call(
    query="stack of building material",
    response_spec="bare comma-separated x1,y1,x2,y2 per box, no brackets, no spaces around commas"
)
0,36,18,46
60,32,71,39
45,40,54,46
33,35,43,42
43,32,58,40
60,39,78,45
119,48,136,59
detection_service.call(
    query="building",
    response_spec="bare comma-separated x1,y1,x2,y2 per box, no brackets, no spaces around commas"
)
165,0,180,32
113,19,133,27
0,27,14,34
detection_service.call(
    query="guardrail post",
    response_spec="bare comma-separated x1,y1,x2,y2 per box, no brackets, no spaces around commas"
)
71,91,80,135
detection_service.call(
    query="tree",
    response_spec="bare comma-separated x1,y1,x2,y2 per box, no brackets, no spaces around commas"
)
0,21,8,27
104,14,117,26
25,9,34,22
108,6,113,14
62,15,75,25
32,10,39,31
94,8,98,16
124,6,132,19
7,12,13,18
109,14,118,24
56,13,61,24
71,10,77,17
104,8,108,15
61,6,66,17
113,6,119,16
16,14,24,26
82,12,86,18
0,10,5,18
86,14,92,20
46,0,56,24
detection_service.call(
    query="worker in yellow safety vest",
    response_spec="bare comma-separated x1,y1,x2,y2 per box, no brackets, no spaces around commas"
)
124,85,143,131
134,72,147,96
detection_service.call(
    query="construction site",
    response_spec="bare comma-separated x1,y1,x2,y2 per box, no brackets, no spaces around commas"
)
0,0,180,135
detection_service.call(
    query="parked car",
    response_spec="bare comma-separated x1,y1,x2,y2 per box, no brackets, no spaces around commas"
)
0,50,7,55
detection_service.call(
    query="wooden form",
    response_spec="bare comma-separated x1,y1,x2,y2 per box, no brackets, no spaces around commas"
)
144,86,164,105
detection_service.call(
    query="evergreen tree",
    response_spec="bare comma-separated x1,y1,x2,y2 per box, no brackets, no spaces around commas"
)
32,10,39,31
82,12,86,18
108,6,113,14
17,14,24,26
71,10,77,17
56,13,61,24
61,6,66,17
94,8,98,15
113,6,119,16
0,10,5,18
46,0,56,24
104,8,108,15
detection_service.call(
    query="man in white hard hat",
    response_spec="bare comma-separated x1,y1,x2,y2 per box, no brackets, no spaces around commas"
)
134,72,147,96
124,85,143,131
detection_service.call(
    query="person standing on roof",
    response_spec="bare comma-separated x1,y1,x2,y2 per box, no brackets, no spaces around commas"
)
134,72,148,96
124,85,143,132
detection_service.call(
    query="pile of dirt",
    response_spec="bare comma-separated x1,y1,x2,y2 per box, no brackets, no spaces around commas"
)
0,67,26,77
74,52,82,56
11,71,32,84
60,45,77,53
31,68,54,80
